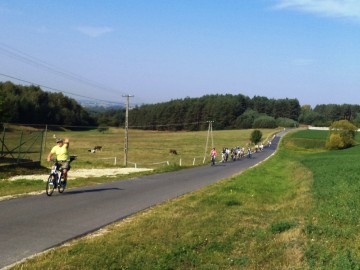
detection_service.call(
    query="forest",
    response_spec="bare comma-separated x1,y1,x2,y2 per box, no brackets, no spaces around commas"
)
1,81,360,130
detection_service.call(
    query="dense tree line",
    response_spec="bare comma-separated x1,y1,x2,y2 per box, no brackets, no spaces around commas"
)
86,106,125,127
0,81,96,127
300,104,360,127
128,94,301,130
2,81,360,130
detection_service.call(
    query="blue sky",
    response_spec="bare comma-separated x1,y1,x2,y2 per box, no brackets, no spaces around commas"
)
0,0,359,108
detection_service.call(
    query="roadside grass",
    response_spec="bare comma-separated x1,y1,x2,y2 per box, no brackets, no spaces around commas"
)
0,128,279,198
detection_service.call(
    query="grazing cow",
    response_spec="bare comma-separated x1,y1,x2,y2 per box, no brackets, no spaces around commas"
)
88,149,96,153
94,146,102,151
169,149,178,155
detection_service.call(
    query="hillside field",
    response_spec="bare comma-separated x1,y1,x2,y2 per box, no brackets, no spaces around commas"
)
43,127,281,168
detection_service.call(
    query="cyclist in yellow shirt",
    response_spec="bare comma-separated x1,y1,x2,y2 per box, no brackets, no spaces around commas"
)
47,138,70,182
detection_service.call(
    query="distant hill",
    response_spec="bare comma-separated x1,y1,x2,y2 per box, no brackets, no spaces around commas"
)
2,81,360,130
77,99,124,110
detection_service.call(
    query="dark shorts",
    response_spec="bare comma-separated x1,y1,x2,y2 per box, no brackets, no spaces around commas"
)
58,161,70,171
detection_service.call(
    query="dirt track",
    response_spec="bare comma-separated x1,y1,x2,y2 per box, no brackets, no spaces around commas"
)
8,168,153,181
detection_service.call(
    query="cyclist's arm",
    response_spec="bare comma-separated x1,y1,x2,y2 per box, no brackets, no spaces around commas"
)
47,145,57,162
47,151,53,162
64,138,70,148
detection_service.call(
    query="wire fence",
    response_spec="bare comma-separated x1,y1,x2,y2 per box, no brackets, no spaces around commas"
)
0,124,44,167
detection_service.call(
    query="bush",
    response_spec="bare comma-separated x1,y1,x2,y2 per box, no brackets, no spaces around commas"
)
276,117,298,128
235,110,259,129
325,120,357,150
326,133,344,150
250,130,262,144
253,115,277,128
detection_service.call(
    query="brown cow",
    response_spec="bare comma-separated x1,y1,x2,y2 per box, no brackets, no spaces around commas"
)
94,146,102,151
169,149,178,155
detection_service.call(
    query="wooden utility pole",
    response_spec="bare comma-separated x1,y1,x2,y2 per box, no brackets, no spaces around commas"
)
203,120,214,163
123,95,134,167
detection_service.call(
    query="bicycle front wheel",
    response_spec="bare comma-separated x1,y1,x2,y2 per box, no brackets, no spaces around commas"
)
58,176,66,193
46,174,55,196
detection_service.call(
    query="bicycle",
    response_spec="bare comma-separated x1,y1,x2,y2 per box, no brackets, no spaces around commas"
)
46,155,77,196
211,156,216,166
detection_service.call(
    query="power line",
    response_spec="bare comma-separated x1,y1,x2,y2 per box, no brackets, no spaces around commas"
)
0,72,125,106
0,42,125,96
0,42,152,107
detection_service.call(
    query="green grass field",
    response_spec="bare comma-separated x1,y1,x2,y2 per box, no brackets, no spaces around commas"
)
46,127,278,168
0,127,279,197
1,126,279,169
9,128,360,269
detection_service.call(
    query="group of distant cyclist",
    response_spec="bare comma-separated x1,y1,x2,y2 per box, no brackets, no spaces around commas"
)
210,141,271,166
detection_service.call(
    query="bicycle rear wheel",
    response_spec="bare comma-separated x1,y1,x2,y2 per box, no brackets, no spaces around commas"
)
46,174,55,196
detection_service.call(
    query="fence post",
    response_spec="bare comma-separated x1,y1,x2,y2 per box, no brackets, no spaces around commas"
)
42,125,48,164
39,129,45,164
114,157,117,165
193,158,196,166
179,158,182,166
17,131,24,164
1,125,5,157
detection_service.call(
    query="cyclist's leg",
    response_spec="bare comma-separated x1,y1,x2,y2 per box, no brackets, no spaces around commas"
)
62,161,70,181
62,168,68,181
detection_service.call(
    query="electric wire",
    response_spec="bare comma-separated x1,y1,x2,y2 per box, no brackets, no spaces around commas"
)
0,42,125,96
0,72,125,106
0,42,147,106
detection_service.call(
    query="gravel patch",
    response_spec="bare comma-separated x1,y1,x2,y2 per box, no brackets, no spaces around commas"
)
8,168,153,181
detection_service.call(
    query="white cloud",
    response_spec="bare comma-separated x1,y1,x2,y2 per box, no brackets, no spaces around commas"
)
76,26,113,38
274,0,360,21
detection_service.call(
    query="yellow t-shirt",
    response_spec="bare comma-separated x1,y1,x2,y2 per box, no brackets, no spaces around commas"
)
50,144,69,161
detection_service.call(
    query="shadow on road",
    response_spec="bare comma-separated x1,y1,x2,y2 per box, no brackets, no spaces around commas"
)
64,187,122,195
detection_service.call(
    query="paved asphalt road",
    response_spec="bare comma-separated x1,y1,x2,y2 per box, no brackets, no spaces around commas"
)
0,134,283,269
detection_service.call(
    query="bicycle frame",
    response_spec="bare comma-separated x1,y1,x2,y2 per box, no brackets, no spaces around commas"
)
51,162,63,183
